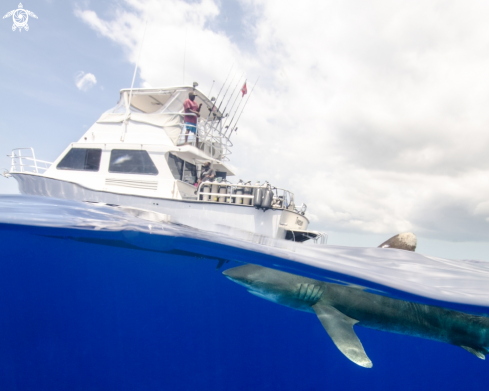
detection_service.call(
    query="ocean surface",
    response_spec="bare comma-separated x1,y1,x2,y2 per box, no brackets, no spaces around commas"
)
1,195,489,390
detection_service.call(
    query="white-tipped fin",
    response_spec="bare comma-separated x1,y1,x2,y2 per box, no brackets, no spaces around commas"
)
378,232,417,252
312,303,373,368
461,346,486,360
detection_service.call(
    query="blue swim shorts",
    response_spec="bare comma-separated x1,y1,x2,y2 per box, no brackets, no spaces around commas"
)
185,122,197,133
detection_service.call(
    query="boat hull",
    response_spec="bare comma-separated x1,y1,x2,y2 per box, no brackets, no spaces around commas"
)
12,173,309,239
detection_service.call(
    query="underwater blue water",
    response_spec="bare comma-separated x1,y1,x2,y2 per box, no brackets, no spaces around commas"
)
1,195,489,390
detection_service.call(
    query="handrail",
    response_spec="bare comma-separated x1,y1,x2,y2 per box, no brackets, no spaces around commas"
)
176,119,233,161
302,231,328,244
195,182,296,211
8,148,52,174
315,232,328,244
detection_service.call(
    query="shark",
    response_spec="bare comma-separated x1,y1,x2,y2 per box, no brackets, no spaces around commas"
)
222,233,489,368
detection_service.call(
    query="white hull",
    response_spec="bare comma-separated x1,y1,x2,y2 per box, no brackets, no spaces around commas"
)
6,86,319,242
12,173,309,239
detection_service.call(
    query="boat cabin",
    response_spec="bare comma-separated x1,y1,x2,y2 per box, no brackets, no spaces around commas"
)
6,85,325,243
42,86,234,200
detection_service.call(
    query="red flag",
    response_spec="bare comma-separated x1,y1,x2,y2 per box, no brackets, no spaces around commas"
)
241,82,247,97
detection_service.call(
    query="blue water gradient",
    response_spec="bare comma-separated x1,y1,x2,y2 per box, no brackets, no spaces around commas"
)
0,195,488,390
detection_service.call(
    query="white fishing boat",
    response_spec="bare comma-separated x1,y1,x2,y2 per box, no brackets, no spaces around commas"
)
3,85,325,243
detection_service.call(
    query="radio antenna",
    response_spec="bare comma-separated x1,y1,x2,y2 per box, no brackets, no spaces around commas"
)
207,79,215,98
122,20,148,142
182,26,187,84
128,20,148,111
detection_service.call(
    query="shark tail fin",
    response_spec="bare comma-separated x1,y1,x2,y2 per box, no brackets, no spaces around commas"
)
378,232,417,252
461,346,486,360
312,303,373,368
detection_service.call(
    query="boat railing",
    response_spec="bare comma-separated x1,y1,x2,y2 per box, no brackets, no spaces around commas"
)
195,182,298,211
312,232,328,244
176,117,233,160
8,148,52,174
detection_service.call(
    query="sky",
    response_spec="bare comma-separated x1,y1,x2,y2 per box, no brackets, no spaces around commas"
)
2,0,489,259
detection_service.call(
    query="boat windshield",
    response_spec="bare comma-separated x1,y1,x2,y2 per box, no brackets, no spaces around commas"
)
104,88,220,120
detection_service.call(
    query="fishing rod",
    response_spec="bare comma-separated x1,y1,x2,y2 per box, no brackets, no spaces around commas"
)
200,66,234,142
223,79,247,135
215,70,240,118
220,73,244,123
206,63,234,121
227,77,259,139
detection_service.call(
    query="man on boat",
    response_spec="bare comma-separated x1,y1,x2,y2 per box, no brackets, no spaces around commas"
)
183,91,201,145
196,162,215,186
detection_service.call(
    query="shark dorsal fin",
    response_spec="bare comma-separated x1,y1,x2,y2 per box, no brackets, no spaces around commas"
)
461,345,486,360
378,232,417,252
312,303,373,368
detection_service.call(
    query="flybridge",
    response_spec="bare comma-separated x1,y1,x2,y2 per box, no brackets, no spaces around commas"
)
92,86,233,161
116,87,223,117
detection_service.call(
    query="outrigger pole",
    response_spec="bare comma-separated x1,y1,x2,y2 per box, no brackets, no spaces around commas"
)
227,77,259,138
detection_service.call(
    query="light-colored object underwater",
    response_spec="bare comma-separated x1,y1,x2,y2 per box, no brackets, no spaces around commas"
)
223,234,489,368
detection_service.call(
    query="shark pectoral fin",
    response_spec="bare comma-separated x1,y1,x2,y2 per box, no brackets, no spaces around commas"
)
312,303,373,368
461,346,486,360
215,259,229,270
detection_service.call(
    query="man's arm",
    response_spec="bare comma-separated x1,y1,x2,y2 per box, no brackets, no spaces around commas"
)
202,168,215,180
206,169,216,180
184,100,199,117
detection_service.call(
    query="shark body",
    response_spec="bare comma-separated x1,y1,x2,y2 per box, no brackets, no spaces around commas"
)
223,234,489,368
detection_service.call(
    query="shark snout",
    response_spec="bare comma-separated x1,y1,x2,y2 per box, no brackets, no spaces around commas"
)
221,268,235,278
222,265,256,288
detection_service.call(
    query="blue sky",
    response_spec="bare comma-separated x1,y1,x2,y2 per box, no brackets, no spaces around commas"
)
3,0,489,260
0,1,135,172
0,0,252,172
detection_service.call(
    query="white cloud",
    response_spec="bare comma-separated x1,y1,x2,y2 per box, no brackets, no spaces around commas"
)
76,0,489,241
75,71,97,91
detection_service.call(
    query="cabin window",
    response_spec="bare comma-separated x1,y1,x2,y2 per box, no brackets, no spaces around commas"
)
168,153,184,180
167,153,196,184
57,148,102,171
216,171,227,182
182,162,197,184
109,150,158,175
